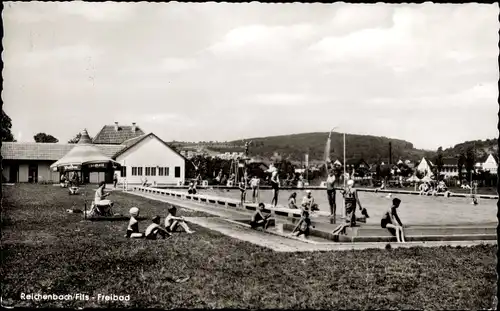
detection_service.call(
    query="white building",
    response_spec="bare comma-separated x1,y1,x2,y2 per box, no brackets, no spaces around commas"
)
2,122,186,185
114,133,185,185
482,154,498,174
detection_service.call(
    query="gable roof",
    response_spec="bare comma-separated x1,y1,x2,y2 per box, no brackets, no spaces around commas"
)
92,124,145,145
113,133,186,161
1,142,124,161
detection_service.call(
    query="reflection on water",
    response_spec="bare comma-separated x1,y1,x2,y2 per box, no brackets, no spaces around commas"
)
192,188,497,226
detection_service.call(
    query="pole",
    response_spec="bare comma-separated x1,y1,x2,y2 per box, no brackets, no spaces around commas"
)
342,132,346,219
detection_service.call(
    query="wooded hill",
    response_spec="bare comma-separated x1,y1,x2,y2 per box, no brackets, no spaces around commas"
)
207,132,436,165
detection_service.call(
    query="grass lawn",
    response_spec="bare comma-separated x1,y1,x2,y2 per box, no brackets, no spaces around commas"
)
1,184,497,309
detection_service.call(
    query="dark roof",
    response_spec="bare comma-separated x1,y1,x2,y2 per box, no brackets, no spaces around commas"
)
442,157,458,166
1,142,124,161
113,133,186,161
92,124,145,145
78,129,92,144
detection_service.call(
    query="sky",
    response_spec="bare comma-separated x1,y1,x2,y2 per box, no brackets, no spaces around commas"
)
3,2,498,150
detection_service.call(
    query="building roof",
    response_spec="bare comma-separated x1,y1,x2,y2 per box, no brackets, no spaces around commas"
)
113,133,186,161
442,157,458,166
1,142,124,161
92,124,145,145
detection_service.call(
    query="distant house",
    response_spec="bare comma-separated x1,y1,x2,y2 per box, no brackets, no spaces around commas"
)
416,157,434,176
482,154,498,174
2,123,185,185
441,157,459,177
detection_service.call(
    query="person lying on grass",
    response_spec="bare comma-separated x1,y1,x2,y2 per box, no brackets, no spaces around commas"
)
145,216,172,240
290,210,312,238
125,207,144,239
250,203,272,230
165,206,195,234
381,198,406,243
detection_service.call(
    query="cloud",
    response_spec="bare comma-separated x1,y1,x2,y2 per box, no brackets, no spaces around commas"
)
139,113,196,126
56,2,136,22
307,4,498,71
161,57,198,73
250,93,327,106
207,23,316,60
18,44,103,67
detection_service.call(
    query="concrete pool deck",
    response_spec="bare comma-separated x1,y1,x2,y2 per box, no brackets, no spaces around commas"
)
124,187,497,252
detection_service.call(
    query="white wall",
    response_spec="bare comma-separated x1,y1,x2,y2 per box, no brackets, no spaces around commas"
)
19,164,29,182
116,135,185,185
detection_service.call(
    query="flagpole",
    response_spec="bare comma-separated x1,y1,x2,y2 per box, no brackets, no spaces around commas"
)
342,132,346,219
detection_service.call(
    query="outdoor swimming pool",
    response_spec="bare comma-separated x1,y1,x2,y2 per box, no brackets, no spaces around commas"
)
190,188,498,226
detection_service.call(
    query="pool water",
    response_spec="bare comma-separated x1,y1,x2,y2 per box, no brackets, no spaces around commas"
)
192,188,497,226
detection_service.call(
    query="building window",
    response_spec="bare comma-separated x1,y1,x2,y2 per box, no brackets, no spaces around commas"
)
165,167,169,176
158,167,164,176
121,166,127,177
175,166,181,178
151,167,156,176
132,167,137,176
138,167,143,176
145,167,151,176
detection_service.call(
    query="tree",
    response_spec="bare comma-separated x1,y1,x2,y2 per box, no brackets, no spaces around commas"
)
434,147,444,180
34,133,59,143
1,109,15,142
457,153,466,182
464,147,475,182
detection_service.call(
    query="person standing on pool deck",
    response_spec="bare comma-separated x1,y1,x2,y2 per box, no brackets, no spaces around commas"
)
238,177,247,206
341,180,364,227
381,198,406,243
250,176,260,203
326,170,337,222
270,167,280,207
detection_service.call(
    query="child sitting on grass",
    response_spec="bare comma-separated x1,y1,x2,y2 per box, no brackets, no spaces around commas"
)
290,210,312,238
165,206,195,234
126,207,144,239
145,216,172,240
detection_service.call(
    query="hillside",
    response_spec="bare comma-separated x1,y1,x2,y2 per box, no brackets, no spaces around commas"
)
442,138,498,161
207,132,436,164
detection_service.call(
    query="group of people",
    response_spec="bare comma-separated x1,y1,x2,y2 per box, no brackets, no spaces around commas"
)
418,180,448,196
126,205,195,240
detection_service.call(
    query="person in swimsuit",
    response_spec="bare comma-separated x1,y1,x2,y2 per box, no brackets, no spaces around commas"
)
288,192,298,209
341,180,363,227
145,216,171,240
270,168,280,207
250,203,272,230
381,198,406,243
165,206,195,234
125,207,144,238
238,177,247,206
301,190,319,212
290,210,312,238
250,176,260,203
326,171,337,222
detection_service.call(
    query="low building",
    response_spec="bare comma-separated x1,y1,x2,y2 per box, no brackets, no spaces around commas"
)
2,122,186,185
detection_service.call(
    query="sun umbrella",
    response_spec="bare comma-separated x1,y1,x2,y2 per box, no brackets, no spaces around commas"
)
50,129,120,172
